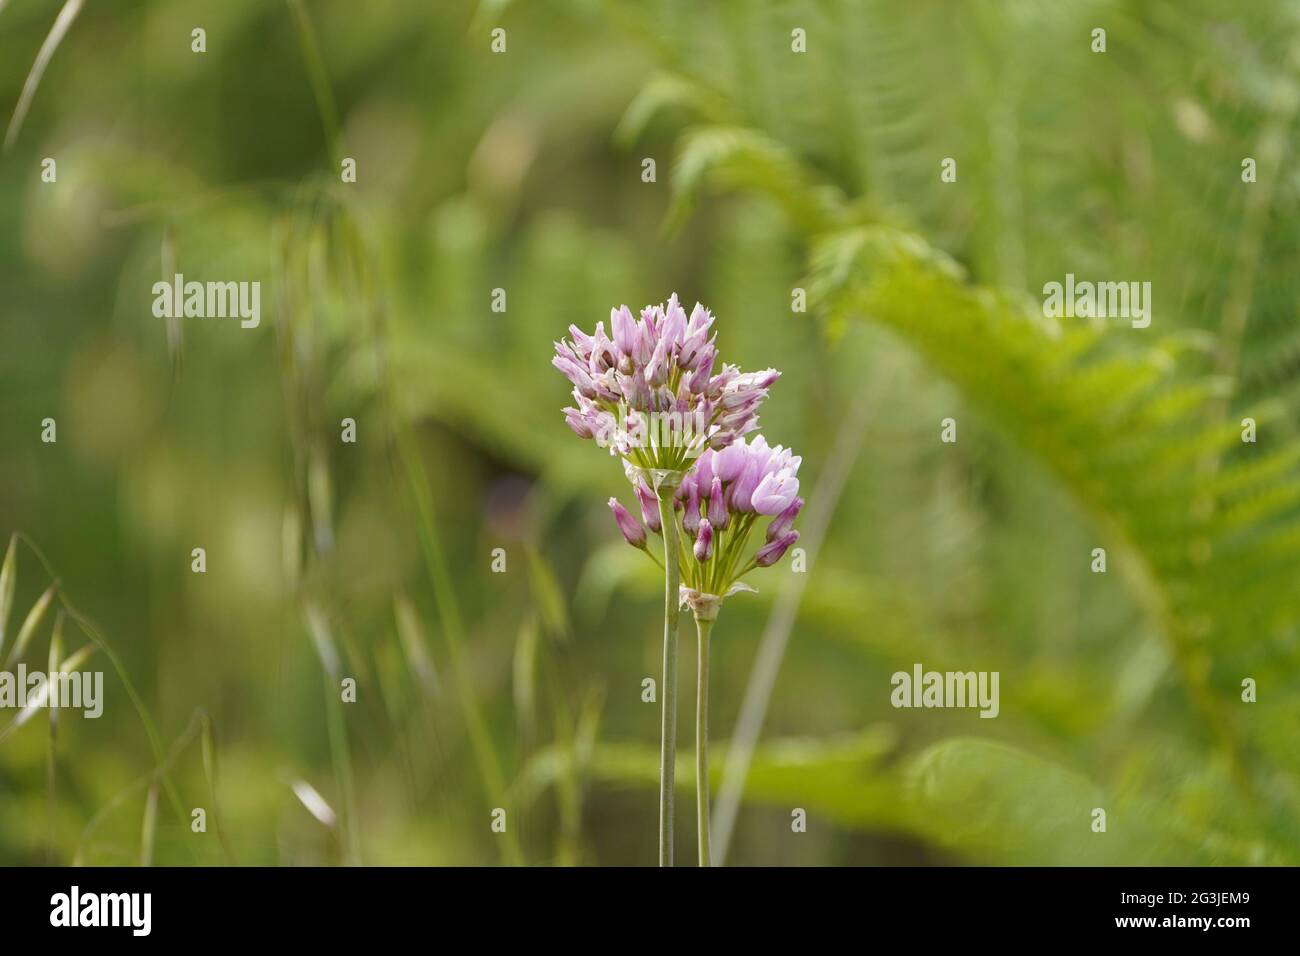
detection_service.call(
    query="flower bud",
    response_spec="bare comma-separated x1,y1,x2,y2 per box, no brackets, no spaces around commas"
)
634,315,655,366
608,497,646,549
635,480,661,533
766,497,803,541
563,407,594,439
751,470,800,515
682,483,701,537
661,294,687,350
567,324,595,358
611,305,638,359
755,530,799,567
693,343,716,378
694,448,717,489
645,335,670,387
694,519,714,562
590,322,617,371
708,429,737,451
714,439,747,481
707,476,730,531
552,353,597,399
731,452,765,513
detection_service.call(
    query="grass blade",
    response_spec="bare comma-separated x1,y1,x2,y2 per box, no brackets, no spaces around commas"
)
199,712,237,864
285,0,340,163
4,0,85,152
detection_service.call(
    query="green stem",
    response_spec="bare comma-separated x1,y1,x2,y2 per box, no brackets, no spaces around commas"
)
655,484,681,867
694,611,715,867
286,0,342,166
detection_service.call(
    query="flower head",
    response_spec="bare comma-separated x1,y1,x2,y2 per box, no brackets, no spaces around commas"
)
606,433,803,603
675,435,805,613
555,295,778,473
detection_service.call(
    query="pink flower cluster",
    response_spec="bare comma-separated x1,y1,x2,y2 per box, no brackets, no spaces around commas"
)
611,435,804,598
677,437,802,519
553,294,778,470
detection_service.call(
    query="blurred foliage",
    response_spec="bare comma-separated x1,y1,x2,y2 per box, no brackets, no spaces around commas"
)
1,0,1298,865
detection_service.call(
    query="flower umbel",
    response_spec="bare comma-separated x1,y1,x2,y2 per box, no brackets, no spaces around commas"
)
554,294,778,472
609,435,803,614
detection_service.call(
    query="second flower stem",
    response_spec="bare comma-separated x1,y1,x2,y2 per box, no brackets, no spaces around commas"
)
694,611,715,867
656,485,681,867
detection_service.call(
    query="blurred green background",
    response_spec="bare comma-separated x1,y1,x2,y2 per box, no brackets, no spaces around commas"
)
2,0,1298,866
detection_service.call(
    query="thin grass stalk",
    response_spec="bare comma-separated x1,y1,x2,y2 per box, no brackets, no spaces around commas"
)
4,0,84,151
14,534,199,863
140,783,159,867
286,0,342,165
73,711,205,866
